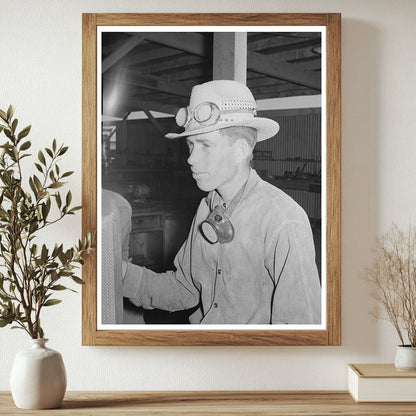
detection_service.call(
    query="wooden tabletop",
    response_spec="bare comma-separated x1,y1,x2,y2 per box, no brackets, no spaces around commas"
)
1,391,416,415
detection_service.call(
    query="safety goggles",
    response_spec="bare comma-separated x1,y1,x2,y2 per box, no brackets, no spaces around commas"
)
175,101,256,128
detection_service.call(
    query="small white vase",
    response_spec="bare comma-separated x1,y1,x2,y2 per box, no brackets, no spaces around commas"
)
10,338,67,409
394,345,416,371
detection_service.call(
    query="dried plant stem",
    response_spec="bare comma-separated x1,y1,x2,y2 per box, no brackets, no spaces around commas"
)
363,223,416,347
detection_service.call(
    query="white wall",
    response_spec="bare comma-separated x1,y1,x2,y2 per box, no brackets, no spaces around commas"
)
1,0,416,391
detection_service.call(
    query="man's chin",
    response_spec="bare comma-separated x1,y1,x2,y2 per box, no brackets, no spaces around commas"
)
194,179,214,193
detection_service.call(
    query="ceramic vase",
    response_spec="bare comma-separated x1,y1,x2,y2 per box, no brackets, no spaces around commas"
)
394,345,416,371
10,338,67,409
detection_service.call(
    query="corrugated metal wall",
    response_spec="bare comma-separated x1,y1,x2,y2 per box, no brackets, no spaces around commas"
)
253,110,322,219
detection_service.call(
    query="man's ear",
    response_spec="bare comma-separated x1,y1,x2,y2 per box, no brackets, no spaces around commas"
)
234,139,251,163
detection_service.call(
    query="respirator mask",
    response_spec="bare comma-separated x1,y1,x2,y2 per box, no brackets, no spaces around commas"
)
201,205,234,244
200,178,250,244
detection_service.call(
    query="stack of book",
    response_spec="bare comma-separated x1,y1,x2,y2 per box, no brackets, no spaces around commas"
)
348,364,416,402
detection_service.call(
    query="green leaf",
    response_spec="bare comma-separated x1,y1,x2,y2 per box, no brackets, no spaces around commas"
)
45,148,53,158
31,243,38,256
19,153,30,160
0,317,13,327
29,177,37,196
4,129,12,140
38,325,44,339
17,125,31,140
41,244,48,262
52,139,57,152
61,171,74,178
33,175,43,192
71,276,85,285
0,109,7,121
41,202,50,220
51,244,59,258
19,140,31,151
48,182,64,189
11,118,18,133
50,285,68,291
58,146,68,156
6,105,14,122
0,293,11,302
58,250,66,264
34,162,43,173
65,191,72,207
38,150,46,165
43,299,62,307
55,192,62,208
69,206,82,213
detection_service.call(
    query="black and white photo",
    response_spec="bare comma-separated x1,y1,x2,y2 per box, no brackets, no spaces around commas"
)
100,29,323,327
81,13,341,346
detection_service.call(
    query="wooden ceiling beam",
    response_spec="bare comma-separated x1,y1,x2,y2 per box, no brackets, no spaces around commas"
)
252,82,310,95
143,109,166,134
104,69,193,97
132,32,320,90
278,32,322,38
119,45,183,68
255,89,317,99
297,61,321,71
139,94,189,108
102,98,178,118
264,46,321,64
248,34,306,50
102,35,130,55
156,66,211,82
250,38,321,55
133,32,211,56
139,54,205,74
102,109,126,119
247,51,321,90
123,98,178,115
247,76,286,88
102,35,145,73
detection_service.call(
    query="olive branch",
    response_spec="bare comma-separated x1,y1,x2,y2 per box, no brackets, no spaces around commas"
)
0,105,94,339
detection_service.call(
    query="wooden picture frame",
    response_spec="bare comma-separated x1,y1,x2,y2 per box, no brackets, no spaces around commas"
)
82,13,341,346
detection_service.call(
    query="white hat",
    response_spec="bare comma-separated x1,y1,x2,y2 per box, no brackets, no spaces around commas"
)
165,80,279,142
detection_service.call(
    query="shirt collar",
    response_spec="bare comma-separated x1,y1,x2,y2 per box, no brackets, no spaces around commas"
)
206,168,260,210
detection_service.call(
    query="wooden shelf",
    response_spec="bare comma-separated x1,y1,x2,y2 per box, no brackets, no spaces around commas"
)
1,391,416,415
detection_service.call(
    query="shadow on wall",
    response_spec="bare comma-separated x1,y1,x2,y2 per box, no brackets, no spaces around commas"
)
340,19,382,356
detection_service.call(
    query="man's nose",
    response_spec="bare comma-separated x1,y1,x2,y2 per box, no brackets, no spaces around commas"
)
187,146,198,166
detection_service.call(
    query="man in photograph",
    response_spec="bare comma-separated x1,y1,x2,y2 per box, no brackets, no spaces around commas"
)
121,79,321,325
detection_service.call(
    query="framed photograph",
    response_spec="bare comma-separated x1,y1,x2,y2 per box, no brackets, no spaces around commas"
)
82,13,341,346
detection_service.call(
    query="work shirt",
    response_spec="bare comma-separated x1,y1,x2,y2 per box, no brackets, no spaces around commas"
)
123,169,321,324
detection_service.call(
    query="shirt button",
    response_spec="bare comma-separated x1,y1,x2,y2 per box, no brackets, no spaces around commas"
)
213,303,218,308
217,269,221,275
